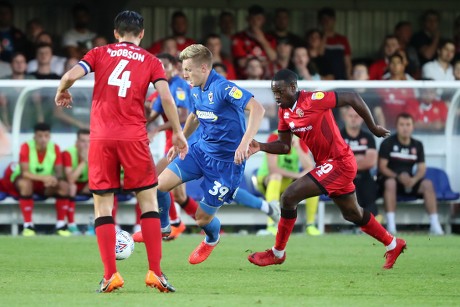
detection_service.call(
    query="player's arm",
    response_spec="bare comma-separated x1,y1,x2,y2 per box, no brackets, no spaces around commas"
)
63,152,86,184
378,157,398,179
20,162,46,182
249,131,292,157
336,92,390,138
182,113,200,139
150,107,188,132
55,65,86,108
356,148,377,171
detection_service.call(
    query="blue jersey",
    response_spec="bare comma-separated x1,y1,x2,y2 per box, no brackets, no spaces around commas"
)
191,69,253,162
152,75,191,113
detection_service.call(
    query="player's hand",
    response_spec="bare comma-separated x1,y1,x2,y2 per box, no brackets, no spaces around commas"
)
171,131,188,160
167,147,178,162
235,140,253,165
43,175,58,187
247,139,260,157
55,90,73,109
371,125,390,138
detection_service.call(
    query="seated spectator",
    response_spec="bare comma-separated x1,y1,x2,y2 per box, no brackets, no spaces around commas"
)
8,123,72,236
160,36,179,57
217,11,235,59
341,106,381,222
410,10,441,65
0,0,26,62
204,34,236,80
288,45,320,80
269,8,303,47
405,87,448,132
378,113,444,235
245,57,265,80
270,38,294,77
61,3,97,58
91,35,108,47
231,5,277,79
27,32,66,76
394,21,421,79
382,50,414,80
454,59,460,80
422,39,455,80
305,28,334,80
369,35,400,80
30,43,61,79
147,11,195,55
256,132,320,236
317,7,352,79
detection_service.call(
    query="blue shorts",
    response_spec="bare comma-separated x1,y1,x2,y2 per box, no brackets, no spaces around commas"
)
167,142,244,209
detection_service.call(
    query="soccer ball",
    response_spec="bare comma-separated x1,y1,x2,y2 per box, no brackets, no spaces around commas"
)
115,230,135,260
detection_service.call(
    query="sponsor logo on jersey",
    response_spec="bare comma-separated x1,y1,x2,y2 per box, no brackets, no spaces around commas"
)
196,110,218,121
224,85,232,91
229,86,243,99
284,112,290,119
193,93,198,99
208,92,214,104
296,109,304,117
292,125,313,133
311,91,325,100
176,88,186,101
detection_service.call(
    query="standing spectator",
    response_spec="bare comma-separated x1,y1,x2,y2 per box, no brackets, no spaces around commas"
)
218,11,235,59
405,87,448,133
422,39,456,81
410,10,441,66
159,36,178,57
288,45,320,80
394,21,421,79
270,38,294,77
232,5,277,79
305,28,334,80
27,32,67,76
317,7,352,80
341,106,380,221
369,35,400,80
30,43,61,79
269,8,303,47
204,33,236,80
0,0,26,62
62,4,97,59
147,11,196,55
10,122,71,236
378,113,444,235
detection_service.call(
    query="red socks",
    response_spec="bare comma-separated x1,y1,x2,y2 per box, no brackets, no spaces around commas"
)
19,197,34,223
95,216,117,280
67,199,75,224
360,213,394,246
140,211,162,276
274,208,297,251
179,197,198,220
55,198,69,221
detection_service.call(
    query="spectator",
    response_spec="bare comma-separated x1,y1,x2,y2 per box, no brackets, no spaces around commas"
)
62,3,97,59
231,5,277,79
204,33,236,80
1,52,35,80
24,18,45,60
218,11,235,59
147,11,196,55
245,56,265,80
394,21,421,79
256,133,320,236
383,52,414,80
369,35,400,80
305,29,334,80
30,43,61,79
317,7,352,80
159,36,179,57
422,39,455,81
91,35,108,47
405,87,448,133
212,63,227,78
270,38,294,77
410,10,441,65
269,8,303,47
10,122,72,236
341,106,380,222
288,45,320,80
27,32,67,76
454,59,460,80
378,113,444,235
0,0,26,62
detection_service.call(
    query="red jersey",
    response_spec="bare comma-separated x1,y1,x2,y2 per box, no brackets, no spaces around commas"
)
277,91,352,164
369,59,388,80
406,99,448,124
80,42,167,141
62,151,79,168
325,34,351,56
20,143,62,166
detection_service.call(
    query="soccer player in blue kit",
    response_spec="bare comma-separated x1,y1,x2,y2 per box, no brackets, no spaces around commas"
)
157,44,265,264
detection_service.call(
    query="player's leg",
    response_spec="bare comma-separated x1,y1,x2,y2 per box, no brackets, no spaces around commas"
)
417,179,444,235
166,184,187,240
175,183,199,220
233,187,280,224
15,177,35,236
263,173,284,234
381,177,398,234
45,180,71,236
305,196,320,235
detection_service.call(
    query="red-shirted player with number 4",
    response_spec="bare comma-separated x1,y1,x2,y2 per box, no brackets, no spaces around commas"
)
247,69,407,269
55,11,188,293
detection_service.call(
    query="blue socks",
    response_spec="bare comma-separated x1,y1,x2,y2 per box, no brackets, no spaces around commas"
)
234,188,262,210
202,217,221,244
157,190,171,228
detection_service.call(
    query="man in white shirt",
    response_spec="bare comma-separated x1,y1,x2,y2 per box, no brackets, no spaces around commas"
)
61,4,96,58
422,39,455,80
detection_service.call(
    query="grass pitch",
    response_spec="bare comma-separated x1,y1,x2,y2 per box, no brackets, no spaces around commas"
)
0,233,458,306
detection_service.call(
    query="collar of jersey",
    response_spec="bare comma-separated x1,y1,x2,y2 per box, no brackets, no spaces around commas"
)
289,100,298,112
202,69,217,91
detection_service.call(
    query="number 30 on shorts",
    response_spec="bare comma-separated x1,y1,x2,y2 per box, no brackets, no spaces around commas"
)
208,181,230,199
315,162,333,177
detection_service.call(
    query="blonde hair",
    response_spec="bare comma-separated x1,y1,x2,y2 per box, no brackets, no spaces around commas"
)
179,44,213,68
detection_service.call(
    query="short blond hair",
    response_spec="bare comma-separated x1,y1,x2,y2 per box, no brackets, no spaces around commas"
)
179,44,213,68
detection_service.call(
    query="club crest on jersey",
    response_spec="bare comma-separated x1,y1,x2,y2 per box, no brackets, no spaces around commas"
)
229,86,243,99
311,91,325,100
296,109,304,117
176,88,186,101
208,92,214,104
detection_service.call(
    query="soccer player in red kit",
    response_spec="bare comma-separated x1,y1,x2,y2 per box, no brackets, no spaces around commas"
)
55,11,188,293
247,69,407,269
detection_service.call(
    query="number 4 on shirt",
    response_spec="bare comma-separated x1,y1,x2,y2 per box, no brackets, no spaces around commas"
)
108,59,132,97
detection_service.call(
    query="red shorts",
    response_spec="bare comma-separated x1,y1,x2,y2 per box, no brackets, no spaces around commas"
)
0,178,18,197
308,158,357,197
88,139,157,194
76,182,89,194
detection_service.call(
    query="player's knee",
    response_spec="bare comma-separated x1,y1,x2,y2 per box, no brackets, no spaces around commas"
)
57,180,70,196
342,209,362,224
280,192,297,209
16,178,32,194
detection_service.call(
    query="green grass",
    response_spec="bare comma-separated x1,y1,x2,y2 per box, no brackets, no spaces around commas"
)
0,234,459,306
